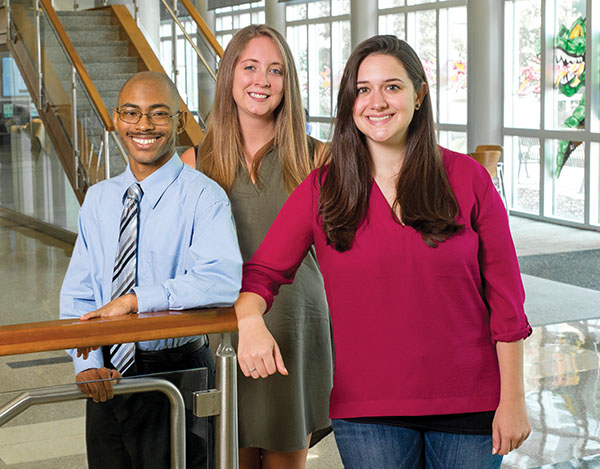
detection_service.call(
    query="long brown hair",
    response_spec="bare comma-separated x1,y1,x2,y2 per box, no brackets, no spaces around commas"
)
319,35,462,251
199,25,311,194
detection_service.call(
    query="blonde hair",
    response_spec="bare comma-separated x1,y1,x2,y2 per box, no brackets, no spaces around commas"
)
199,25,312,194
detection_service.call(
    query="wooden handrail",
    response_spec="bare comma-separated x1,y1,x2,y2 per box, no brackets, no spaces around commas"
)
0,307,237,356
180,0,223,58
39,0,114,131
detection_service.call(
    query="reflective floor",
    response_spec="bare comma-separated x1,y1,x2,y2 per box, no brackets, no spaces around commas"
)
1,215,600,468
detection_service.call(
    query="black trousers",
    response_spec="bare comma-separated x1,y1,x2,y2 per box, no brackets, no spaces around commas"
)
86,339,215,469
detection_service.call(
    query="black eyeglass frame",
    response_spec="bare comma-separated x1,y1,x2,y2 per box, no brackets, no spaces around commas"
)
114,108,181,125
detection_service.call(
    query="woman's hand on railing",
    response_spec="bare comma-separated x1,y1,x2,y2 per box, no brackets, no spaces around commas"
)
80,293,138,320
237,314,287,379
76,367,122,403
235,291,288,378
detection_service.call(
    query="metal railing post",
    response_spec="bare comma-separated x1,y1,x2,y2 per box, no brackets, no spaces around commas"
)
215,333,238,469
103,128,110,180
5,0,10,40
134,0,139,25
171,0,177,84
0,378,186,469
35,0,43,108
161,0,216,82
71,65,79,190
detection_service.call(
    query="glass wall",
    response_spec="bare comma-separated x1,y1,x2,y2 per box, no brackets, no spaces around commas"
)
378,0,468,153
0,54,79,232
504,0,599,228
286,0,351,141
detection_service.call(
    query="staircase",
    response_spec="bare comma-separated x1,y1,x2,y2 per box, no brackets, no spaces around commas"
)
6,1,208,201
51,7,202,177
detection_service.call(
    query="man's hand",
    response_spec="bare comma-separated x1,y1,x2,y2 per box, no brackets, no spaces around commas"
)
77,346,100,360
81,293,138,321
76,367,122,403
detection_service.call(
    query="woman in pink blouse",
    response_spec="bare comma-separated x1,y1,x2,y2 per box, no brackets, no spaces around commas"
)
234,35,532,468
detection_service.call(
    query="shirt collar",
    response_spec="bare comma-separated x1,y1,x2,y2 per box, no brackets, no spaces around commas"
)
120,153,183,209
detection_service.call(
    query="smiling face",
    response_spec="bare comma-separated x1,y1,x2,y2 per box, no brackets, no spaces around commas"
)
232,35,285,123
353,53,427,151
114,76,185,180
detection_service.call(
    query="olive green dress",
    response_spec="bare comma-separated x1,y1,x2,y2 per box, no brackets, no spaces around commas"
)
228,142,333,451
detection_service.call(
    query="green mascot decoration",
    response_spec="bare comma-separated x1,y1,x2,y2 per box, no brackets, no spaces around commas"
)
554,17,585,178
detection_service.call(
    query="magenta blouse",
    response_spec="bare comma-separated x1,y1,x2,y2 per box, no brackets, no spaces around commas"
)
241,147,532,419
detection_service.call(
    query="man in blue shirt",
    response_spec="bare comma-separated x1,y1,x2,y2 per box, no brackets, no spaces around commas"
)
60,71,242,469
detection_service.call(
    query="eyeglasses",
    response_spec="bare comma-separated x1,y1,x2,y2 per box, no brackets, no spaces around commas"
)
115,108,180,125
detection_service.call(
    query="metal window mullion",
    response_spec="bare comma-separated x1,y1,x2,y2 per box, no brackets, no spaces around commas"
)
286,15,349,28
540,0,550,218
508,209,600,231
435,7,440,139
329,0,333,120
583,0,594,225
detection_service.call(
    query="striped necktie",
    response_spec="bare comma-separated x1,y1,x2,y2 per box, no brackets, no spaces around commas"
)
109,182,143,375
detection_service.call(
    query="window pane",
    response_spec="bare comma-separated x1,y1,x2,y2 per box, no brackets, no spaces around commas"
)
407,10,437,121
331,20,351,115
438,7,467,125
438,131,466,154
549,139,585,222
378,13,405,38
308,22,332,117
310,122,333,142
220,15,232,31
591,143,599,226
287,25,309,110
506,135,541,214
549,1,586,131
593,6,600,134
331,0,350,16
504,0,541,129
286,4,307,21
378,0,404,8
308,0,331,19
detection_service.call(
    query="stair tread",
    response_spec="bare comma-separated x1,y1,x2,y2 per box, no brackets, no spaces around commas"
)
56,24,120,30
56,11,112,17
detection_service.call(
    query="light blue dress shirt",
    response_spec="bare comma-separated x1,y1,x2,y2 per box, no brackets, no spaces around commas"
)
60,154,243,374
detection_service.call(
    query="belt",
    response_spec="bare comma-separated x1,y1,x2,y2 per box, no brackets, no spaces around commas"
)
136,337,207,364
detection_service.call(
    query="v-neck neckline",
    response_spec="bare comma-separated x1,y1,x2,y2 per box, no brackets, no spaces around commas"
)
371,179,404,226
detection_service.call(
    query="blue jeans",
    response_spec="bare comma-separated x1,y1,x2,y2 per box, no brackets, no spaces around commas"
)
331,419,503,469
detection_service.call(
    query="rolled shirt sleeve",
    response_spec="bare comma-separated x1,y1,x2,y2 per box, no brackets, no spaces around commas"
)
468,155,532,343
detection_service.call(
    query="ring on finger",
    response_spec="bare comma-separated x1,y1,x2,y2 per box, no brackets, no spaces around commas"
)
249,368,256,373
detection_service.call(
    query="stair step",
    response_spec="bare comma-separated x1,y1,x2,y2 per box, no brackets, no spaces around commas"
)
65,28,121,43
64,74,130,92
68,41,131,59
56,11,113,27
52,58,138,77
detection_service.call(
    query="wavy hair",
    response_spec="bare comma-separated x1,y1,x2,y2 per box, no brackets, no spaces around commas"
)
319,35,463,251
199,25,311,194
